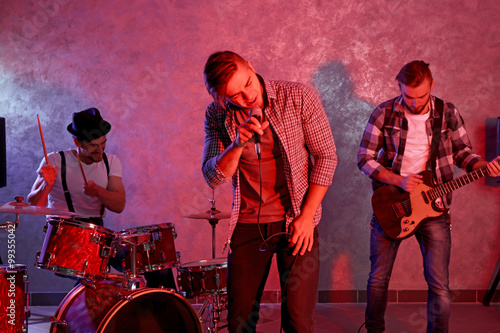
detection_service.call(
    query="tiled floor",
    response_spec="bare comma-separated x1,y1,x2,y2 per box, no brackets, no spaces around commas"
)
26,302,500,332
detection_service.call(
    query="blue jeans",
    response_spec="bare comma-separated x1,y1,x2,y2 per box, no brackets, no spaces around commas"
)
227,221,319,333
365,214,451,333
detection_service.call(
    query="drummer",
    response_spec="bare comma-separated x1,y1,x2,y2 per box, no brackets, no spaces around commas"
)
27,108,175,288
27,108,125,224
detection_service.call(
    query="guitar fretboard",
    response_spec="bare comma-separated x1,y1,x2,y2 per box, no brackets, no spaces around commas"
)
427,167,490,201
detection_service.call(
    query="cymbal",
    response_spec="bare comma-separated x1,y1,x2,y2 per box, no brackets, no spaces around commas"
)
184,209,231,221
0,201,77,216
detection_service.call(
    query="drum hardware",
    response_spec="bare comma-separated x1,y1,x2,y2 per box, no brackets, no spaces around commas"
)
100,246,112,258
184,194,230,259
0,219,18,230
178,258,228,332
82,260,89,274
91,232,105,244
198,293,228,333
151,230,162,241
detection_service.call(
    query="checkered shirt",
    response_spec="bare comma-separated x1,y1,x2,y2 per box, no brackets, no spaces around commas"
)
357,95,482,206
202,77,337,249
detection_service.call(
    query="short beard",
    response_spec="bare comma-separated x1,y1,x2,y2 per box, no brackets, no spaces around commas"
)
404,96,431,115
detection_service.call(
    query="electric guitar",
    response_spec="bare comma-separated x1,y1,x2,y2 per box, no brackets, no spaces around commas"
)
372,167,492,240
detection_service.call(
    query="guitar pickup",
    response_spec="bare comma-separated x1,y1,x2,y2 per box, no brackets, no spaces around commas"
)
421,191,429,204
392,202,405,218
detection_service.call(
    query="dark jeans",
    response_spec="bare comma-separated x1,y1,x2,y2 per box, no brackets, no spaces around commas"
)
227,221,319,333
365,214,451,333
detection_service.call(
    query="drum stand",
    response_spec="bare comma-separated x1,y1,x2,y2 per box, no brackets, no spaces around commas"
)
198,292,228,332
115,234,150,290
206,196,224,259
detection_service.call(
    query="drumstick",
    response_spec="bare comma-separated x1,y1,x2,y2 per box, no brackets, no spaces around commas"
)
36,114,50,165
75,151,88,185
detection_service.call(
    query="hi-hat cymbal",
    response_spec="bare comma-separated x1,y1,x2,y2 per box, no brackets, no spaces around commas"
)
0,201,77,216
184,209,231,221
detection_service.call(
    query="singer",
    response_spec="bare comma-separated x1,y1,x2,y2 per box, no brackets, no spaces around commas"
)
202,51,337,333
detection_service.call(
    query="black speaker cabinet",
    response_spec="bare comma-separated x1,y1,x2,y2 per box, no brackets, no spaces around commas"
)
485,117,500,186
0,117,5,188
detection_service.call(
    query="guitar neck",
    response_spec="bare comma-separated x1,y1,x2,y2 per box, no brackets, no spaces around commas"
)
427,167,490,200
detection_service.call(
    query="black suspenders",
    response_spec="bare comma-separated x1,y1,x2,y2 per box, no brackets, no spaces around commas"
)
59,151,75,213
59,151,110,216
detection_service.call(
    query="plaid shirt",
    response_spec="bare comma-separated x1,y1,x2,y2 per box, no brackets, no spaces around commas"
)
202,77,337,249
357,95,482,206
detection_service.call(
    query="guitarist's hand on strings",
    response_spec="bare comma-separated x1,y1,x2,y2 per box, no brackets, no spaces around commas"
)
400,174,423,192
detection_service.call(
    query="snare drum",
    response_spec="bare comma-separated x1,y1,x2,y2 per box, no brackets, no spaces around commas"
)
177,258,227,298
0,265,28,333
117,223,178,275
50,280,201,333
36,218,115,279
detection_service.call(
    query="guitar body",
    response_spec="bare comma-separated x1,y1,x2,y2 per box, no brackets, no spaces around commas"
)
372,171,448,240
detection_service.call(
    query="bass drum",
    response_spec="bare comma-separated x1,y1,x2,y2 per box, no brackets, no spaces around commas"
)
51,279,201,333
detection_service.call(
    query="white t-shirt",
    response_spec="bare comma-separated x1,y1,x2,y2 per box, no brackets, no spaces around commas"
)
400,110,431,177
36,149,123,218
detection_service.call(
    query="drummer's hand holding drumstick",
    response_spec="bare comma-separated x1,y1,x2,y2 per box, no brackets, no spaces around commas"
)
39,165,58,187
83,181,100,197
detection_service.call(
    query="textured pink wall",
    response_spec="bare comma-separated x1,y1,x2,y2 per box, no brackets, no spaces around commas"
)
0,0,498,294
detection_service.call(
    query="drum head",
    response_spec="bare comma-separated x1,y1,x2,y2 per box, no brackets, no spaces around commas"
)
181,257,227,269
99,289,201,333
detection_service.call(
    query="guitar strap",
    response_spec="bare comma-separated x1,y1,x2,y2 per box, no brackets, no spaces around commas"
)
427,97,444,173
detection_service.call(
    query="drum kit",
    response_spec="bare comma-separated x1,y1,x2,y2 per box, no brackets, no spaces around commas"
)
0,196,231,333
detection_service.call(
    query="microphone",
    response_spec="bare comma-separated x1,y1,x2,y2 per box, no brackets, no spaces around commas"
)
248,106,263,159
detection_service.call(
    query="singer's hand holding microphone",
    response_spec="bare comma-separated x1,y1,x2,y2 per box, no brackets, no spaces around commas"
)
235,106,268,157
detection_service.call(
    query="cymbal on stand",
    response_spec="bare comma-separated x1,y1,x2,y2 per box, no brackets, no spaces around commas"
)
184,210,231,221
0,197,77,216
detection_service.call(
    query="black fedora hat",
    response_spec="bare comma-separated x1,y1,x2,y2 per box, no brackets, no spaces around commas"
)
67,108,111,141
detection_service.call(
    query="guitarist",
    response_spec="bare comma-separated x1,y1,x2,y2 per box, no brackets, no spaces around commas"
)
357,60,500,333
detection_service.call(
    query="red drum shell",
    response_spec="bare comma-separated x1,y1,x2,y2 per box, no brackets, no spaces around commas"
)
50,280,201,333
177,258,227,298
36,218,115,279
0,264,27,333
117,223,178,275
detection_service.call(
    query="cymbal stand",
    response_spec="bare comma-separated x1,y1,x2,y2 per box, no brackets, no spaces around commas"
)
207,194,220,259
0,197,22,230
198,292,228,332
